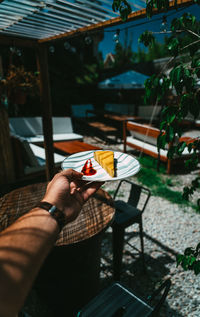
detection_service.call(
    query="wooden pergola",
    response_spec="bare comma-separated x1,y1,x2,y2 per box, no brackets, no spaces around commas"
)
0,0,194,185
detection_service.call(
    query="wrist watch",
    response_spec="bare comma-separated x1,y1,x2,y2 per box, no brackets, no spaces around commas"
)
35,201,66,232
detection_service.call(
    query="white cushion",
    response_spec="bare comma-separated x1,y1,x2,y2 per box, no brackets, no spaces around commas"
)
52,117,73,134
29,143,65,164
126,136,168,158
9,116,83,142
126,137,194,157
182,130,200,139
25,133,83,143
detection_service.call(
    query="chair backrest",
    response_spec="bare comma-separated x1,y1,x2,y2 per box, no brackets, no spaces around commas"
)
52,117,73,134
9,117,43,137
128,182,142,207
71,104,95,118
9,116,74,137
77,280,171,316
114,179,151,212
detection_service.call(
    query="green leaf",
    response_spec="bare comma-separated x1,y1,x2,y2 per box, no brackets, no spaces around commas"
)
176,254,184,266
193,261,200,275
157,133,167,150
196,243,200,254
184,247,195,256
177,141,187,155
138,31,155,47
167,37,180,56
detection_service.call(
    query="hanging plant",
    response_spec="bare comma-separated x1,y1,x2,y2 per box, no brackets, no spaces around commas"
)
0,65,40,105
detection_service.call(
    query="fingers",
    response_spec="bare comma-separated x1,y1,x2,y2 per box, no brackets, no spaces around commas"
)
80,181,104,202
61,168,83,180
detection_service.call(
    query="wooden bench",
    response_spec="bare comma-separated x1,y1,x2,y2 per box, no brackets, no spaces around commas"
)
123,121,196,174
75,109,120,143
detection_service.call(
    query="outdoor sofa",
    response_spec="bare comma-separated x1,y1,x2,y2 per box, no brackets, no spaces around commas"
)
9,116,83,143
9,116,82,179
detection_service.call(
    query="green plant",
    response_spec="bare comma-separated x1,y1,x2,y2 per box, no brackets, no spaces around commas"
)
75,63,99,85
113,0,200,276
138,13,200,201
177,243,200,275
0,65,40,99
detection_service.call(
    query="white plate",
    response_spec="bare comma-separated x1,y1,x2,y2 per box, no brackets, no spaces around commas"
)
61,150,140,182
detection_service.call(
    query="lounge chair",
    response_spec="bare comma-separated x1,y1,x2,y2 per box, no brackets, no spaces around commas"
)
11,136,65,178
9,117,83,143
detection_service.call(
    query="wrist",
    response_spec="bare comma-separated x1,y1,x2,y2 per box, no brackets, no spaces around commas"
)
35,201,67,232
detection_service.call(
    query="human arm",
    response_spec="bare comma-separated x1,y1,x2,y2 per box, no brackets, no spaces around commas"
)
0,169,103,317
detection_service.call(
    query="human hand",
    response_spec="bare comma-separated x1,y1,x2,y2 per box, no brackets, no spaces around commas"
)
42,169,104,223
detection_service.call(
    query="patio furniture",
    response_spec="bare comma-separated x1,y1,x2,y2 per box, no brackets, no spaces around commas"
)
123,120,197,174
53,140,101,155
11,135,65,179
85,109,123,143
112,180,151,281
9,116,83,143
0,183,115,316
77,279,171,317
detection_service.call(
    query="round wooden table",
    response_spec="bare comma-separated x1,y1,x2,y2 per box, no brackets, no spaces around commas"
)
0,183,115,316
0,182,115,245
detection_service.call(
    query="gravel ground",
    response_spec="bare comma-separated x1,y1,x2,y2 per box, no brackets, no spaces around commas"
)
84,135,200,317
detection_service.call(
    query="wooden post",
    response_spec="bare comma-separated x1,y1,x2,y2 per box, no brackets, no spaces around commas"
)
36,45,55,181
0,105,15,186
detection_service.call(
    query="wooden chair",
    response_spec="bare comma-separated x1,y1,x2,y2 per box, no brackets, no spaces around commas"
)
77,280,171,317
112,180,151,281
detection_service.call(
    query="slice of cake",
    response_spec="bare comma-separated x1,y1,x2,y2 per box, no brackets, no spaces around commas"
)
94,150,115,177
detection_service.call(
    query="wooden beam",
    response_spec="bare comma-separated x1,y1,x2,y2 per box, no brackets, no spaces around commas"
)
0,35,38,48
38,0,194,44
36,45,55,181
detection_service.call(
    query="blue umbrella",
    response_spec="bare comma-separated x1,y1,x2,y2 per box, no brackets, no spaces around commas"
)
98,70,149,89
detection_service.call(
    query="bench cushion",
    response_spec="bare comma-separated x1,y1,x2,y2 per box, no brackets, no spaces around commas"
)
24,133,83,143
126,137,194,158
9,117,83,142
126,136,168,160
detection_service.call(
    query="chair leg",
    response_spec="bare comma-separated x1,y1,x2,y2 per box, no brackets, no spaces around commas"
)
139,221,145,269
112,225,125,281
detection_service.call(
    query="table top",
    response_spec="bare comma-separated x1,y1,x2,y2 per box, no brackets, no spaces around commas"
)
0,183,115,246
104,114,140,122
53,140,101,155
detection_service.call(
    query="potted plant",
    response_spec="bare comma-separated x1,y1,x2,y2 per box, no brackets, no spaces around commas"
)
0,65,40,105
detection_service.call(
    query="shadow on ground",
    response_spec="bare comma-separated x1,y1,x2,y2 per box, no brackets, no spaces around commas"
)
100,230,183,317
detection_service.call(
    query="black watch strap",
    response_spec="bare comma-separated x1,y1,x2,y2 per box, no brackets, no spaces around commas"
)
35,201,66,232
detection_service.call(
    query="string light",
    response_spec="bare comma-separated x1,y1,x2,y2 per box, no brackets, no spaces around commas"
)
49,45,55,53
113,29,120,43
64,41,71,50
160,15,168,32
9,46,22,56
85,36,92,45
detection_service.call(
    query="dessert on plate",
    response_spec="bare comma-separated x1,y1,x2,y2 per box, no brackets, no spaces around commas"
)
94,150,115,177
